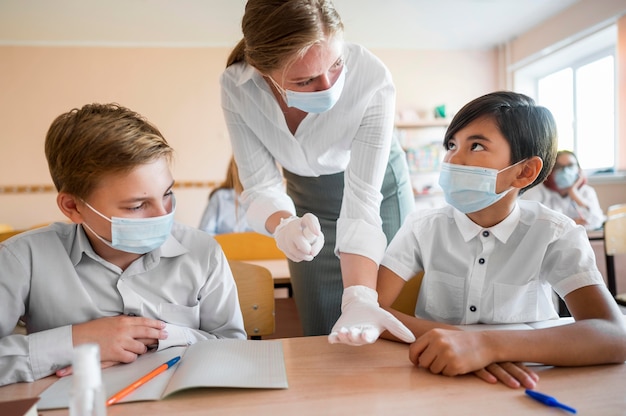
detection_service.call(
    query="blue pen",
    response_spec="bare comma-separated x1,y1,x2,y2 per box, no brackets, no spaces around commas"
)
525,389,577,414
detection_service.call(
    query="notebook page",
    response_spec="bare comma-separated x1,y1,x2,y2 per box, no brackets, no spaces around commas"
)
163,339,288,396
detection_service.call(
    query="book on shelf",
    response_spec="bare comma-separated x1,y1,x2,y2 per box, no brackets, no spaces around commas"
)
38,339,288,410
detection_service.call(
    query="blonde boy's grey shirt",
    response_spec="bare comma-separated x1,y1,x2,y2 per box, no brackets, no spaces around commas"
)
0,222,246,386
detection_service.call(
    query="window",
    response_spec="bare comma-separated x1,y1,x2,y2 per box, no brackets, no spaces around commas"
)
514,25,617,173
537,53,615,171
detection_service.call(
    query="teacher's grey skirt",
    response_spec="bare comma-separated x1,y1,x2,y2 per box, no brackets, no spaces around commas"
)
283,139,414,336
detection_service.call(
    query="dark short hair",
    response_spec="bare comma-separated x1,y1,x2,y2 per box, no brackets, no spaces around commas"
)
444,91,558,194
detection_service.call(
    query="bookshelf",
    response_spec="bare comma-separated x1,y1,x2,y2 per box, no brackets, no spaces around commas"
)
395,119,448,204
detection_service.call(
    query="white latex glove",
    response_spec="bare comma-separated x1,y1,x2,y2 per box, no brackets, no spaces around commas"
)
273,213,324,262
328,285,416,346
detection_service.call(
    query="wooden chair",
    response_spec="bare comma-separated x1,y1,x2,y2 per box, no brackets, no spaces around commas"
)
1,222,61,243
214,232,292,296
229,260,275,340
0,229,24,242
390,272,424,316
604,208,626,305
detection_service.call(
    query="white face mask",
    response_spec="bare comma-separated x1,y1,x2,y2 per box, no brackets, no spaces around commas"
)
82,196,175,254
269,65,347,113
554,165,578,189
438,161,524,214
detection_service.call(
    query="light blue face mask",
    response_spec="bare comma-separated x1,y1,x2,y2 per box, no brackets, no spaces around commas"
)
82,196,175,254
270,65,347,113
554,165,578,189
438,161,523,214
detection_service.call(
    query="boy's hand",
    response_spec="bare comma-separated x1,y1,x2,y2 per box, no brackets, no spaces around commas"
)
63,315,167,371
410,328,491,376
409,328,539,389
473,362,538,389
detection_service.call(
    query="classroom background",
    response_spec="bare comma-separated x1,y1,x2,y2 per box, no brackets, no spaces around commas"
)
1,0,625,230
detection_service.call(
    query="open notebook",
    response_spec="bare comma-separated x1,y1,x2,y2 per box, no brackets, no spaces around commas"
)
38,339,288,410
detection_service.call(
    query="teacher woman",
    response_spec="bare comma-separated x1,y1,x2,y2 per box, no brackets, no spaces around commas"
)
220,0,415,345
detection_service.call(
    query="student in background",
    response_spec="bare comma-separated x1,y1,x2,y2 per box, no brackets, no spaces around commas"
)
0,103,246,387
199,156,252,235
377,91,626,389
522,150,605,230
221,0,415,343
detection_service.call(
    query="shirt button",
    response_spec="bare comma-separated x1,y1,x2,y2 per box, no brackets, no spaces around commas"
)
478,258,485,264
482,231,490,237
470,305,477,312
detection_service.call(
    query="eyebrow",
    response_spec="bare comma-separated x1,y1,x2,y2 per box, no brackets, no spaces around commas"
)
289,56,343,84
466,135,490,142
119,180,175,204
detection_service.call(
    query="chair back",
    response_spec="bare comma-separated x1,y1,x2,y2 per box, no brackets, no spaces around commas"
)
390,272,425,316
607,203,626,217
604,211,626,300
229,260,275,339
605,212,626,257
214,232,285,260
0,229,24,242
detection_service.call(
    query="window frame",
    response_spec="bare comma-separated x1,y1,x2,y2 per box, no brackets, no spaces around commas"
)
513,25,618,175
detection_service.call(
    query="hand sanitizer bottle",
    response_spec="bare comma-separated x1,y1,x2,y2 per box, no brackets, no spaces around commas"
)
69,343,107,416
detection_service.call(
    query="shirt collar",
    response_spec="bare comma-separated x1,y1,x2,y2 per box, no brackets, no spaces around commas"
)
234,62,263,87
70,224,188,267
453,203,521,243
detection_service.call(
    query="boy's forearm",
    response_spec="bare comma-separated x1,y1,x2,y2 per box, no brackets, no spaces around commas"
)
483,319,626,366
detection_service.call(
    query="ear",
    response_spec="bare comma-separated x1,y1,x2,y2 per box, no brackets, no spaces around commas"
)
512,156,543,189
57,192,84,224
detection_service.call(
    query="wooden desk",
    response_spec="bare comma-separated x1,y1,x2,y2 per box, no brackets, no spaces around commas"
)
1,336,624,415
587,228,604,241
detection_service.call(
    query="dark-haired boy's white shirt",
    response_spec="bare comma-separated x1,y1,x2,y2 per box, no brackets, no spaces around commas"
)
0,222,246,386
381,200,604,325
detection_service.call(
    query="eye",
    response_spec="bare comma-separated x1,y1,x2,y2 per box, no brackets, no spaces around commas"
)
470,142,485,151
333,57,344,69
296,78,314,87
445,141,456,151
127,203,145,212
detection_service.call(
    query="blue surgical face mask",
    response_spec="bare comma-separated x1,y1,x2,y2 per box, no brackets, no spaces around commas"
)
82,195,175,254
554,165,578,189
269,65,347,113
438,161,524,214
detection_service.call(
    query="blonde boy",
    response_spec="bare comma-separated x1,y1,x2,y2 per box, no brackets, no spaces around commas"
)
0,103,246,386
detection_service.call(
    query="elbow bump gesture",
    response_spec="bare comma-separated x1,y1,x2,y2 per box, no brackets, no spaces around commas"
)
274,213,324,262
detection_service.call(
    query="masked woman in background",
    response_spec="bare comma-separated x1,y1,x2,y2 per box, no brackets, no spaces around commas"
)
523,150,605,230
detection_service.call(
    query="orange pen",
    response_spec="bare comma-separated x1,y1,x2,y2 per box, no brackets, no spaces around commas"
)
106,355,181,406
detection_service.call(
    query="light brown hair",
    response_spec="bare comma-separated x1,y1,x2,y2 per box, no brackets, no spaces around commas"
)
210,156,243,198
226,0,344,74
45,103,173,199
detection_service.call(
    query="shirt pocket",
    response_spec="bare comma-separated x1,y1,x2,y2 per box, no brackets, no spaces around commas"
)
424,271,466,322
493,281,538,323
159,303,200,328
